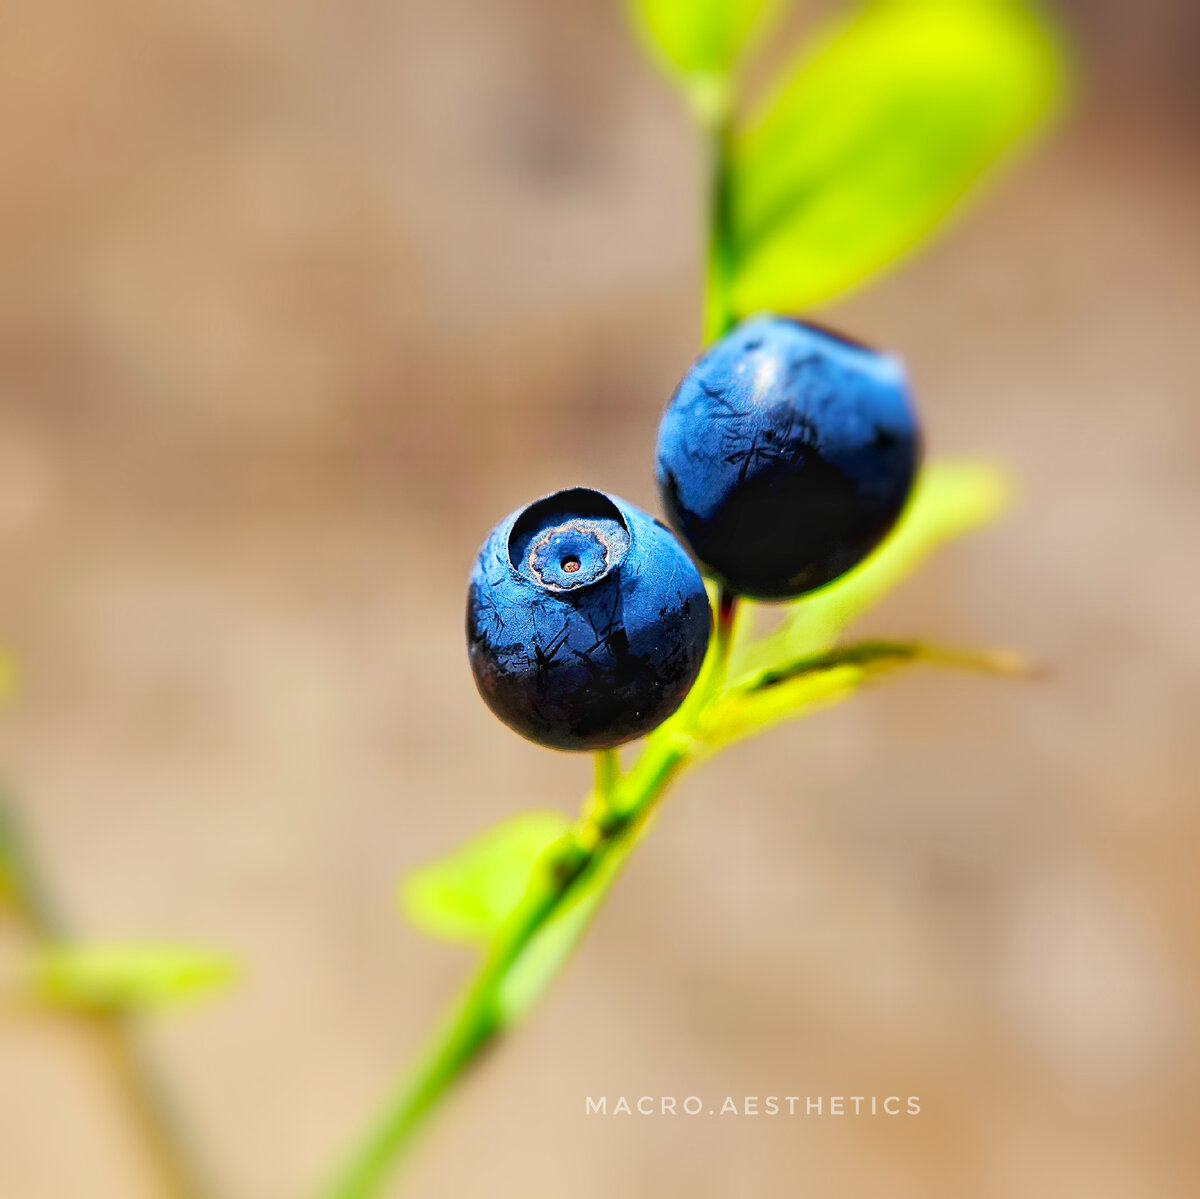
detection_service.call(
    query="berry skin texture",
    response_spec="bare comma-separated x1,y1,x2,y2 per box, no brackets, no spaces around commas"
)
466,488,712,751
656,315,922,600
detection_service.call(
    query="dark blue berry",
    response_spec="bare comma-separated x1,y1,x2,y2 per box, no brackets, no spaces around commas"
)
655,315,921,600
466,487,711,751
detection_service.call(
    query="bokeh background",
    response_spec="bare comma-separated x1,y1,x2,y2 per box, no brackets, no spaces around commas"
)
1,0,1198,1196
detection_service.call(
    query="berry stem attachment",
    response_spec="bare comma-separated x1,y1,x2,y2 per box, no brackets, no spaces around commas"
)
688,586,740,715
592,747,620,823
714,586,739,682
578,748,622,851
594,746,619,803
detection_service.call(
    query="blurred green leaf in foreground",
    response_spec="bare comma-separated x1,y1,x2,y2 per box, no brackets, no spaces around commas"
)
632,0,1070,314
733,0,1069,310
31,944,238,1013
628,0,778,81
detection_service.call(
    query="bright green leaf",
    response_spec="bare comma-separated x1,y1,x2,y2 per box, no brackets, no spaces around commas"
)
705,659,871,744
708,638,1031,745
627,0,778,84
734,461,1011,675
32,944,237,1012
732,0,1070,311
401,812,570,945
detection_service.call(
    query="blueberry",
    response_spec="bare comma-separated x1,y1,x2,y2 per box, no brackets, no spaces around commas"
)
655,315,921,600
466,487,712,751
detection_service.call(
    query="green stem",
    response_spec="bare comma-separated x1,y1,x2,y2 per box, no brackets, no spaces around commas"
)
0,798,62,941
593,748,619,816
94,1016,215,1199
703,95,737,345
0,798,214,1199
324,889,553,1198
711,586,739,689
324,735,691,1199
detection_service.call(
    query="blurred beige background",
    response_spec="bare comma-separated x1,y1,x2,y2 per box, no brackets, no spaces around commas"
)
1,0,1198,1196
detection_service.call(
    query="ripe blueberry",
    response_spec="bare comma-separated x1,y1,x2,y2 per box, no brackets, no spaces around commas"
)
466,487,711,751
655,315,921,600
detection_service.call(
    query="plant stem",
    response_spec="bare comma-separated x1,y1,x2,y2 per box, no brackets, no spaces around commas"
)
324,734,692,1199
703,93,737,345
0,798,61,942
323,890,551,1198
712,586,739,685
0,798,214,1199
593,748,619,815
93,1015,215,1199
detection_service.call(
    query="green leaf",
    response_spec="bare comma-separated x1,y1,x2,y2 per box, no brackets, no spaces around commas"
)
401,812,570,945
32,944,238,1012
735,461,1011,675
706,657,879,743
732,0,1070,312
735,638,1031,692
627,0,777,83
707,639,1031,745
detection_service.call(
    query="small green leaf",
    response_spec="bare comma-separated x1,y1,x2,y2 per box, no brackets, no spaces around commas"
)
707,639,1031,745
32,944,237,1012
736,461,1011,675
401,812,570,945
732,0,1070,311
735,639,1030,692
705,659,871,744
627,0,777,86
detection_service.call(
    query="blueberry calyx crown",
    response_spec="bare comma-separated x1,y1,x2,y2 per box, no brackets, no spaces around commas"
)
508,488,631,593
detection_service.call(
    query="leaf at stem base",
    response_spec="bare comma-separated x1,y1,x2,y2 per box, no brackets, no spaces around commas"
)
400,812,571,945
